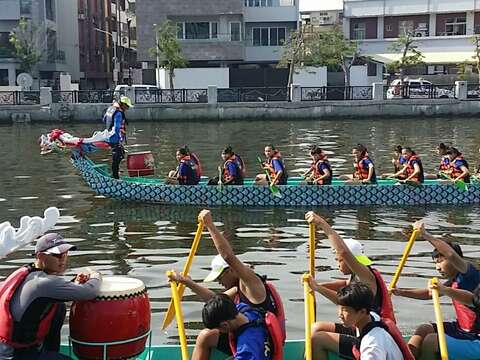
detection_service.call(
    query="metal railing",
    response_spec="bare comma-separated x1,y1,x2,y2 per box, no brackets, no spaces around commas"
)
134,89,208,104
218,87,288,102
383,83,456,100
301,86,372,101
0,91,40,105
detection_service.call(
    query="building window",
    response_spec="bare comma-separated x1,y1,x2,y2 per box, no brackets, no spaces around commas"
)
367,62,377,76
0,33,13,58
245,0,273,6
177,22,219,40
46,0,56,21
352,23,366,40
0,70,8,86
230,22,241,41
252,27,286,46
398,20,414,36
445,16,466,36
385,24,392,32
20,0,32,15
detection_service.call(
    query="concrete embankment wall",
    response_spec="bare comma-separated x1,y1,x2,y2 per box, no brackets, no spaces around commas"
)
1,99,480,123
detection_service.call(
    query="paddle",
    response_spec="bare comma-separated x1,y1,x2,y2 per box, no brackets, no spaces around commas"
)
217,165,223,192
388,229,419,291
308,222,317,322
257,156,282,198
161,221,204,330
302,274,314,360
166,271,190,360
384,177,422,187
430,277,449,360
439,172,468,192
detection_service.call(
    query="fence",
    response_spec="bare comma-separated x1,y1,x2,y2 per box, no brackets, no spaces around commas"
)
51,90,114,104
134,89,208,104
301,86,372,101
383,83,456,100
0,91,40,105
218,87,288,102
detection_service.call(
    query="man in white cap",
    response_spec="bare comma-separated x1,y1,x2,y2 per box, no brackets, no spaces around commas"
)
168,209,284,360
304,211,395,360
102,95,133,179
0,233,102,360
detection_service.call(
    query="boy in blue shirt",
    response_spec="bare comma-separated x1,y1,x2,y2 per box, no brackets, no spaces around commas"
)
201,294,271,360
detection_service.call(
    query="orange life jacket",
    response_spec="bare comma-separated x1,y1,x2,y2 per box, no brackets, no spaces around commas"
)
449,156,470,182
266,152,288,185
354,156,376,182
405,155,424,183
311,159,332,185
223,154,244,185
439,156,450,172
352,317,414,360
0,266,58,348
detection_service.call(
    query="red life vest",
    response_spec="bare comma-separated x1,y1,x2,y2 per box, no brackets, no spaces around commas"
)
190,152,203,177
228,305,284,360
0,266,58,348
371,268,396,323
405,155,424,183
311,159,332,185
177,155,200,184
223,154,245,184
439,156,450,172
351,318,414,360
266,152,287,183
449,156,470,182
354,156,371,180
452,281,479,332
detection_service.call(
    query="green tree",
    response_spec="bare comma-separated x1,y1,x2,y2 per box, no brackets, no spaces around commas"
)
308,27,360,88
471,35,480,86
149,20,188,90
9,18,42,75
387,33,424,82
278,27,312,92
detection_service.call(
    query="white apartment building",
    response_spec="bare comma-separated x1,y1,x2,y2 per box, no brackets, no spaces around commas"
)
0,0,80,88
344,0,480,75
299,0,343,29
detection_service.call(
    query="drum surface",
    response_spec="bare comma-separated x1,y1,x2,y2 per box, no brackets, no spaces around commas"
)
70,276,151,360
127,151,154,177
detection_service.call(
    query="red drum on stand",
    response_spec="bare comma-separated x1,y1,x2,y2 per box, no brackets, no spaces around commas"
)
127,151,155,177
69,276,151,360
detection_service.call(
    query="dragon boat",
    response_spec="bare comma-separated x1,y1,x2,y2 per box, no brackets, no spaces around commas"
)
71,152,480,207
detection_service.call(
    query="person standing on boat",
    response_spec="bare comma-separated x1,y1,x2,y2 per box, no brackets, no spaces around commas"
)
166,147,200,185
391,147,424,183
0,233,102,360
103,96,132,179
304,211,395,360
304,146,332,185
168,209,285,360
391,221,480,360
255,145,288,185
446,147,470,183
201,294,274,360
344,144,376,184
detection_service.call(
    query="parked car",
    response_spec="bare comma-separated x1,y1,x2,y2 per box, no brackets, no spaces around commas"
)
386,78,454,99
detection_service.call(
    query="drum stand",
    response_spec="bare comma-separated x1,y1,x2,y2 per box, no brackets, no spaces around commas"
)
69,330,152,360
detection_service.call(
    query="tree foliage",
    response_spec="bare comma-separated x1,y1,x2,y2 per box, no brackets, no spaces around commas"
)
149,20,188,90
387,33,424,80
9,18,43,74
470,35,480,85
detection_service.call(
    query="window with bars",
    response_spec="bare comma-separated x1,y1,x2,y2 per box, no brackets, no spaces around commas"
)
444,17,466,36
252,27,286,46
352,23,366,40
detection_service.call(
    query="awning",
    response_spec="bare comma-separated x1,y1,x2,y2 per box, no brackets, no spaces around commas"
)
367,51,476,65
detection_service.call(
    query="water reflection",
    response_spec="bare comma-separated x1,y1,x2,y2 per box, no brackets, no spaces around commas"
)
0,120,480,344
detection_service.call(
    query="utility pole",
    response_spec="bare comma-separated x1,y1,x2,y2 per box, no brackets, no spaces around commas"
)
153,23,160,88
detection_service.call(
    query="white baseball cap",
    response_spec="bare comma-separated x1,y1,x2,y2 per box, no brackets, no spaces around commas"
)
203,254,229,282
342,238,373,266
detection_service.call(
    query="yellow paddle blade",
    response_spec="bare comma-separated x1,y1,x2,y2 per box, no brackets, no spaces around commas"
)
431,278,449,360
162,221,204,330
389,229,418,290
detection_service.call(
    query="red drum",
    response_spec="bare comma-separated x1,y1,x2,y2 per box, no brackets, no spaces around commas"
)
69,276,151,360
127,151,155,177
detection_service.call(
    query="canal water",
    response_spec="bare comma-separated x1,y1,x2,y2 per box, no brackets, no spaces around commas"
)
1,118,480,345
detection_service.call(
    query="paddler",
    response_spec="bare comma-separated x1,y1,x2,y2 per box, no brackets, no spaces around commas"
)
391,147,424,183
304,212,396,360
255,145,288,185
103,96,132,179
343,144,376,184
446,147,470,183
303,146,332,185
166,147,200,185
168,209,285,360
0,233,102,360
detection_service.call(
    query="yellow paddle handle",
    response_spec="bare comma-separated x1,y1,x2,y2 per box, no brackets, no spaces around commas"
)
389,229,419,290
167,271,189,360
309,222,316,277
431,277,449,360
161,221,204,330
303,274,314,360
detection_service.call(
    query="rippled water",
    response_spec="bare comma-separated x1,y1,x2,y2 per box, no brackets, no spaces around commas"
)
1,118,480,344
